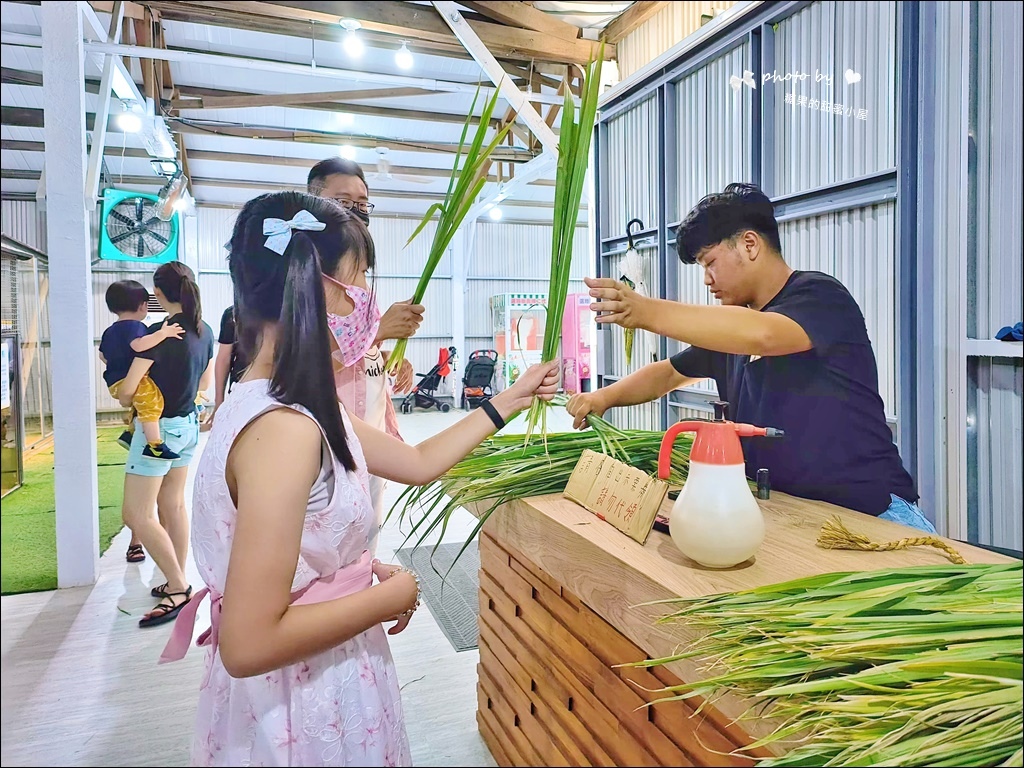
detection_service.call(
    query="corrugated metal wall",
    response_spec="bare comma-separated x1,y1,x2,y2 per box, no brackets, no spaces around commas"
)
964,1,1023,549
603,97,659,237
617,0,737,80
971,1,1024,342
1,200,46,250
602,92,662,430
674,42,753,221
967,359,1023,548
773,1,897,196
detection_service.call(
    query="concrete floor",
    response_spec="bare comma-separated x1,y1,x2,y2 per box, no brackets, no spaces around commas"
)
0,405,575,767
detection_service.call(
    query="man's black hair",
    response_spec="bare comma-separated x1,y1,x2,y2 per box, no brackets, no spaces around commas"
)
675,183,783,264
307,158,368,195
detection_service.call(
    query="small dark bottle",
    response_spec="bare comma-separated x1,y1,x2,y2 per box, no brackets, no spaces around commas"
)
756,468,771,500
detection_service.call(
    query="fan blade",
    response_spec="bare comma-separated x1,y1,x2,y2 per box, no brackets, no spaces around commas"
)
137,232,145,259
149,230,169,246
135,197,145,223
395,174,433,185
109,230,137,245
109,209,135,227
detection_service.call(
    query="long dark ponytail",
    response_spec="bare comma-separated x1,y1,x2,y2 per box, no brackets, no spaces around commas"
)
228,192,358,472
153,261,203,333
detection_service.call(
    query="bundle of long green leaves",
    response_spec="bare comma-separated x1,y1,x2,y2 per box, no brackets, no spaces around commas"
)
628,562,1024,767
527,46,604,437
386,88,511,373
388,403,691,568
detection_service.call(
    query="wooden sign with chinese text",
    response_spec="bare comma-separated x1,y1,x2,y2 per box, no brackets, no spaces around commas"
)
563,449,668,544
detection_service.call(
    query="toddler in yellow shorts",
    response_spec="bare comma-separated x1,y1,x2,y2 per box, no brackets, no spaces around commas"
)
99,280,185,460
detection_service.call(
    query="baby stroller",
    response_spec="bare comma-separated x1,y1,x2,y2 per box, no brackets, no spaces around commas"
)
461,349,498,410
400,346,456,414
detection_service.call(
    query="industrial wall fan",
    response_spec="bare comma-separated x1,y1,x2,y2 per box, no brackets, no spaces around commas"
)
98,187,180,264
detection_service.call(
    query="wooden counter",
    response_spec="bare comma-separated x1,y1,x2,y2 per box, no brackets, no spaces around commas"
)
470,491,1011,767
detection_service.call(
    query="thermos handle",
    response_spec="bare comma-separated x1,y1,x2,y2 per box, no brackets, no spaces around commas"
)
658,421,703,480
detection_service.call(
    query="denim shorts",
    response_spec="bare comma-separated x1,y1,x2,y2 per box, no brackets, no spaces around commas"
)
879,494,937,534
125,412,199,477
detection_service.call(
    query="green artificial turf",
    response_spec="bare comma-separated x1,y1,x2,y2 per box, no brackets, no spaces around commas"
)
1,427,129,594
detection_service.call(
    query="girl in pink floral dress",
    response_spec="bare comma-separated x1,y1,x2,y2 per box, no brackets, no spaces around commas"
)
161,192,559,767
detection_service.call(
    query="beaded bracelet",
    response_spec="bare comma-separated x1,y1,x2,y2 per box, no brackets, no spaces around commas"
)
388,566,421,619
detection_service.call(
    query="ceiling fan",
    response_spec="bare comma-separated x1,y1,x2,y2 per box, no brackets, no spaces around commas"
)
367,146,433,185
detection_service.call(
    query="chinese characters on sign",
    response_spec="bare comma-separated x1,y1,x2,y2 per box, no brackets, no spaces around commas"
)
785,92,868,120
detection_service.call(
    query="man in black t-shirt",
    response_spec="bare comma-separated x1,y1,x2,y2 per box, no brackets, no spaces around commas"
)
569,183,929,531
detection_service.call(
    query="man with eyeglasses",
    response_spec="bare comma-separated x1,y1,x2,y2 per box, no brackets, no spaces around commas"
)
307,157,425,552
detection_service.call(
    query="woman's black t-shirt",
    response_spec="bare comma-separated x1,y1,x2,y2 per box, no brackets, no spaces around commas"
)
138,313,214,417
218,307,250,386
670,270,918,516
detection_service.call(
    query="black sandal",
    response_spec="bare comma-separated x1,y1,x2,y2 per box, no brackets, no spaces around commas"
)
138,587,192,628
151,582,169,598
126,544,146,563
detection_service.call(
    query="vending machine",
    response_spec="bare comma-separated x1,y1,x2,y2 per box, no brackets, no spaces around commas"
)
490,293,547,390
560,293,593,394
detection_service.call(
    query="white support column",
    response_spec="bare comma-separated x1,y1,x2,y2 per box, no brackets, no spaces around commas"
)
42,1,100,587
84,0,125,201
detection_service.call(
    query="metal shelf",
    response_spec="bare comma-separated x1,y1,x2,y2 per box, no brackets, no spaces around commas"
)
963,339,1024,359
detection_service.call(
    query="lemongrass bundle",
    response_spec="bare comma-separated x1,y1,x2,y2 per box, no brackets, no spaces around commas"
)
527,47,604,436
386,89,512,372
624,562,1024,767
388,402,691,569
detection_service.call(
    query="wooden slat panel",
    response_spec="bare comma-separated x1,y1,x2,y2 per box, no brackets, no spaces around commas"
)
479,677,537,766
479,667,555,767
494,536,754,761
480,570,662,766
479,654,576,767
482,555,696,767
480,621,608,766
478,709,513,768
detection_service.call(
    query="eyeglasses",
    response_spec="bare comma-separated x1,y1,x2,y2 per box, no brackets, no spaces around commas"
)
331,198,375,216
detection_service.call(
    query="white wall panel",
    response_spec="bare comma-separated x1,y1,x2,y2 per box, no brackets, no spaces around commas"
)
196,207,237,272
967,359,1023,550
674,43,753,221
774,1,897,197
971,1,1024,341
617,0,737,80
1,200,46,250
604,97,659,237
834,202,896,418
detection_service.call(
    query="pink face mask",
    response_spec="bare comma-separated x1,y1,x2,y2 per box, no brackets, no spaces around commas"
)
323,274,381,368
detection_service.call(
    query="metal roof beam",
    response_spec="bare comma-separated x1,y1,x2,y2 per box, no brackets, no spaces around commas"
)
432,0,560,156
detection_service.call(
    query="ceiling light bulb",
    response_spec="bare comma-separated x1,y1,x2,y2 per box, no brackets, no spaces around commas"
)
173,197,188,211
338,145,358,160
337,112,354,127
117,111,142,133
488,206,503,221
343,29,364,58
395,43,414,70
